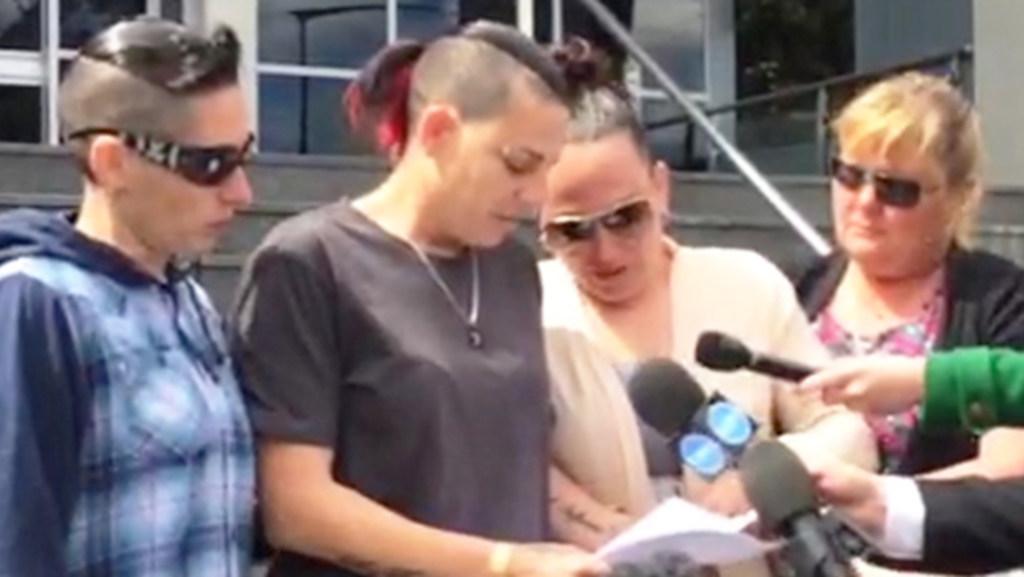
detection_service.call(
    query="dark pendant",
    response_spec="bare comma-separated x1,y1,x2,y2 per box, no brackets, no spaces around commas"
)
468,326,484,349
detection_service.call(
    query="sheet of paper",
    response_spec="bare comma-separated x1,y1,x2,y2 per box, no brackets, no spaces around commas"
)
598,497,780,567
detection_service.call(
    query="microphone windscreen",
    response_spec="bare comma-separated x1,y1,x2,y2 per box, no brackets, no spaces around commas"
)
695,331,752,372
738,440,817,533
628,358,707,438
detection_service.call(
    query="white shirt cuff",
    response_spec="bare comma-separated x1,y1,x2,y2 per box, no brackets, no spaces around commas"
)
874,476,925,560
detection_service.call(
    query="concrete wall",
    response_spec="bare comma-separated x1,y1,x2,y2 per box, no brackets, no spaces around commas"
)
4,143,1023,312
851,0,1024,188
185,0,259,139
854,0,971,71
974,0,1024,188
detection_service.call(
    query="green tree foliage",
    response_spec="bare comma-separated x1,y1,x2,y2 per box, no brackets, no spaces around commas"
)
736,0,853,98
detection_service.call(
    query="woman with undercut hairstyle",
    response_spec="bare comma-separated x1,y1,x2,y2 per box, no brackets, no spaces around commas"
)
232,21,605,577
0,17,254,577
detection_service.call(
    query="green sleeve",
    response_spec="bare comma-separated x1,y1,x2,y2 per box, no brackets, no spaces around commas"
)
923,347,1024,432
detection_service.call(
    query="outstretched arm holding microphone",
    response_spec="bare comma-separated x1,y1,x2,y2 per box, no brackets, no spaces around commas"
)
810,457,1024,574
800,348,1024,430
801,348,1024,573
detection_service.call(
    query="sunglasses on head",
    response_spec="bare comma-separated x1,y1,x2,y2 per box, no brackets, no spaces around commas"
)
830,156,924,209
67,128,254,186
541,198,652,249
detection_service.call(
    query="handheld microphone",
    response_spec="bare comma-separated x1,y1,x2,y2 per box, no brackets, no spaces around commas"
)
627,359,707,438
695,331,818,382
608,550,700,577
738,441,857,577
628,358,758,479
627,359,706,476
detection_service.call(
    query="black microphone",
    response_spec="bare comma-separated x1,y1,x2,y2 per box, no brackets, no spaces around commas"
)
695,331,818,382
626,359,707,476
627,358,707,438
628,358,758,479
608,550,701,577
739,441,857,577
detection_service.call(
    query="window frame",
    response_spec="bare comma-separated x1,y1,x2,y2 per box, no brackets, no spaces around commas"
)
0,0,170,145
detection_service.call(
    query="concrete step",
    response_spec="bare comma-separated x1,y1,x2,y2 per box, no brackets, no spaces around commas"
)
4,142,1023,227
186,219,821,313
0,142,385,205
671,171,1024,229
4,143,1024,312
0,192,323,256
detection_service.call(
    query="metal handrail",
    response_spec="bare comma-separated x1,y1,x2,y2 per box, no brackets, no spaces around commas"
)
650,44,971,177
646,45,973,132
569,0,831,255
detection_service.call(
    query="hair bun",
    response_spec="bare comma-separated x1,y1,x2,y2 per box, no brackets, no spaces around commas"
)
343,39,426,153
552,37,623,99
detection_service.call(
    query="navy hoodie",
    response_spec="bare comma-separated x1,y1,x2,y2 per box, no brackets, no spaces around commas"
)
0,209,167,576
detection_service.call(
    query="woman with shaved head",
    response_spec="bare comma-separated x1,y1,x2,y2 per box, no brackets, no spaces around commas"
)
233,21,605,577
0,16,254,576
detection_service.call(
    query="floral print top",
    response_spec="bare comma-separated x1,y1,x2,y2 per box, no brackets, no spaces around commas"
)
813,286,946,473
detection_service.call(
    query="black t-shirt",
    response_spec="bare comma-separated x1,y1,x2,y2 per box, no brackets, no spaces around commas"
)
233,201,551,576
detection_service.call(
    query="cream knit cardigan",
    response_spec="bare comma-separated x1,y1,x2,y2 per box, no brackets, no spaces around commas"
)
540,244,878,516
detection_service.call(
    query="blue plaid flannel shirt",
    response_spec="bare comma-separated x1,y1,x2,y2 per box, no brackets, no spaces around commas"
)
0,254,255,577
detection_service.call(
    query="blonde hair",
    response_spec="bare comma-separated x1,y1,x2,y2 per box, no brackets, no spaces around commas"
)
832,71,983,245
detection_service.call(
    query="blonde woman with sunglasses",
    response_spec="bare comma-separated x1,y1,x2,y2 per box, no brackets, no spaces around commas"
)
794,71,1024,485
538,41,877,555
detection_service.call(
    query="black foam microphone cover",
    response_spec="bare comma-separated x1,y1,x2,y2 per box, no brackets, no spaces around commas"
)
696,331,817,382
695,331,752,372
738,440,818,530
609,550,701,577
627,358,707,438
738,441,857,577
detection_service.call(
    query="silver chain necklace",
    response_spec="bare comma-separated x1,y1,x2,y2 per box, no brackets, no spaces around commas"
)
408,244,483,349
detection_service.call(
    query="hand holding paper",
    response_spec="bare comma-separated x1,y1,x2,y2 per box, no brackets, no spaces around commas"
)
597,497,777,567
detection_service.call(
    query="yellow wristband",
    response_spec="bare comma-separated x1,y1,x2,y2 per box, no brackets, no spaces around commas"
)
488,543,514,576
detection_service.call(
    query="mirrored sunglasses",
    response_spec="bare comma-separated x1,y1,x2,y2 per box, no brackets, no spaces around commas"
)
68,128,254,186
830,156,924,209
541,198,652,250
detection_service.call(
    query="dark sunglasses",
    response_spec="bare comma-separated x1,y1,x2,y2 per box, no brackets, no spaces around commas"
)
541,198,652,249
830,156,924,209
67,128,254,186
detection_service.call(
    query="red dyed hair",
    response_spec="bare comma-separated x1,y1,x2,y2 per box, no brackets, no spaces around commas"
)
343,40,425,156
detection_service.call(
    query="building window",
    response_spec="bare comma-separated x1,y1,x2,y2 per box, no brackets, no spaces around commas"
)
259,75,373,155
0,0,42,49
257,0,708,158
259,1,388,70
400,0,456,39
60,0,147,49
0,85,41,142
631,0,708,166
535,0,707,168
634,0,705,92
0,0,175,145
258,0,458,156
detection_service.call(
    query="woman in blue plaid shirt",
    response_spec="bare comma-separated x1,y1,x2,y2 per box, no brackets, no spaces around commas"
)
0,17,256,577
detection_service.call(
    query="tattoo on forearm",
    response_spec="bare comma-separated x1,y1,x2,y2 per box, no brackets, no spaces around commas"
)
550,496,607,535
334,554,428,577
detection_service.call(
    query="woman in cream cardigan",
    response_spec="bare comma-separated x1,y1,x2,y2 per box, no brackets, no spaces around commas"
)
542,41,877,550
